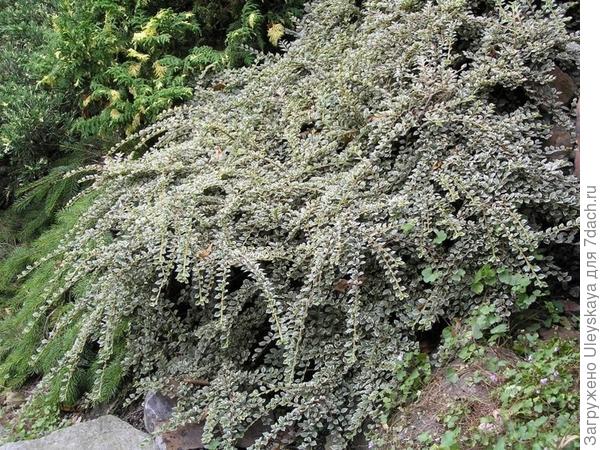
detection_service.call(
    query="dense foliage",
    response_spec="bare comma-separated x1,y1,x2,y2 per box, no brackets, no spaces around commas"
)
46,0,304,137
0,0,78,245
1,0,578,448
0,0,304,250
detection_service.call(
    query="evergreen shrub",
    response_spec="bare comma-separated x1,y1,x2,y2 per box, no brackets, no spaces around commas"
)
0,0,72,202
45,0,305,137
1,0,579,447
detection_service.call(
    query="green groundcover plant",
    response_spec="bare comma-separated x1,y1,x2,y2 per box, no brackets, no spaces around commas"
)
0,0,578,448
384,309,579,450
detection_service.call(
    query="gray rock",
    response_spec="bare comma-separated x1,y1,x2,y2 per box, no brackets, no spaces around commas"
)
154,415,279,449
0,415,155,450
143,392,175,434
547,125,572,149
144,392,206,450
144,391,273,449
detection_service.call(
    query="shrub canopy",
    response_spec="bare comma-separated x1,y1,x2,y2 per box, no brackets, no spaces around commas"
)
1,0,578,447
0,0,305,248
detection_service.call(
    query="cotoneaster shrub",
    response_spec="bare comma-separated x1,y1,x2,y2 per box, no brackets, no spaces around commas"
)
1,0,578,447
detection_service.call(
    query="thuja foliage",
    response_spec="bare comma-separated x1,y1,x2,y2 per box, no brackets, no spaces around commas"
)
45,0,305,137
1,0,578,446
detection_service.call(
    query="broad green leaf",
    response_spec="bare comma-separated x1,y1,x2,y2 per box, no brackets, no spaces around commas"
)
422,267,441,283
471,281,484,294
451,268,465,281
490,323,508,335
433,229,447,244
446,367,459,384
401,222,415,233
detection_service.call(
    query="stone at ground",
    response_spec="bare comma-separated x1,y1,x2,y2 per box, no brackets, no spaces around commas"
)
144,391,288,449
0,415,155,450
143,391,206,450
552,65,576,105
547,125,572,149
562,300,580,313
539,327,579,341
144,392,175,434
149,411,273,450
